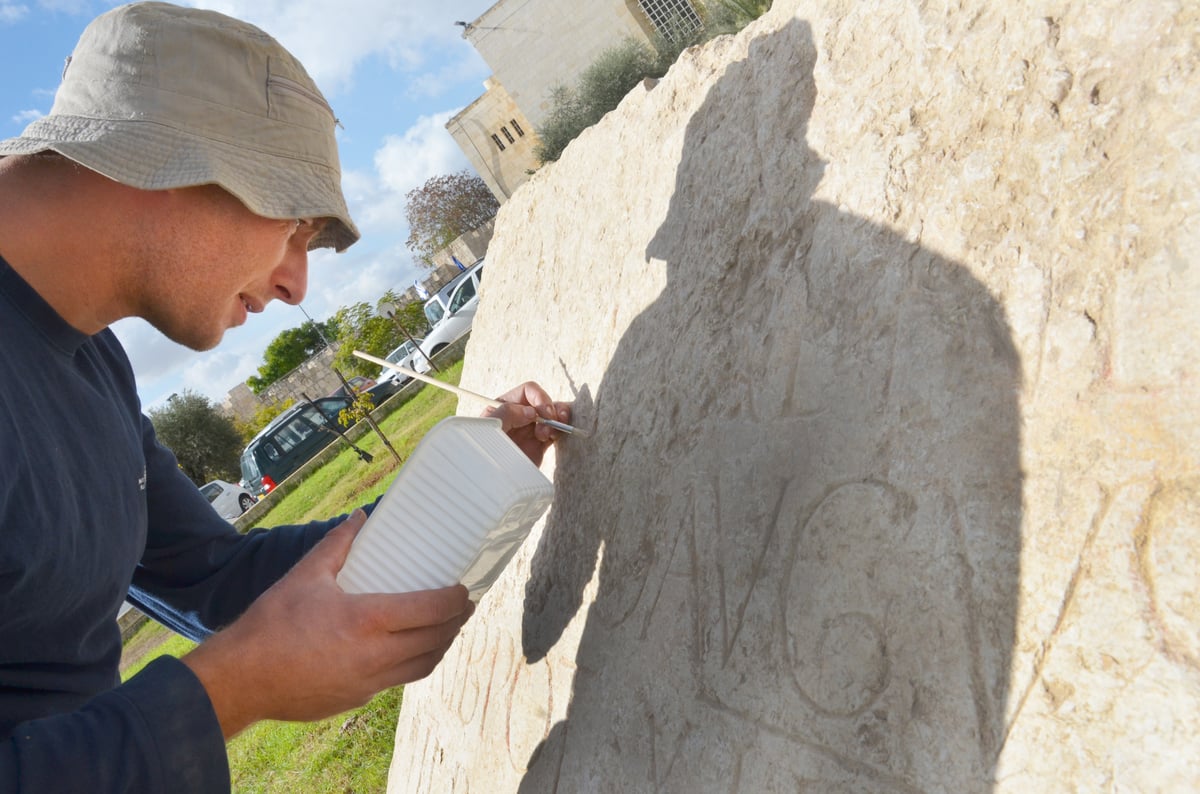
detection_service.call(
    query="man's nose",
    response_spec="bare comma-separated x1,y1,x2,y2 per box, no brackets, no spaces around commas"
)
272,246,309,305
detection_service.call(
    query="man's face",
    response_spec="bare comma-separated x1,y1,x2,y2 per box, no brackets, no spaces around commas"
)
134,185,325,351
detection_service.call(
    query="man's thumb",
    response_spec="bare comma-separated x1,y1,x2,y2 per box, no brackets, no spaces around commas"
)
306,508,367,574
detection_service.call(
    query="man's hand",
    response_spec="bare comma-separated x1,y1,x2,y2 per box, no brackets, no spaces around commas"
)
182,510,473,739
482,381,572,466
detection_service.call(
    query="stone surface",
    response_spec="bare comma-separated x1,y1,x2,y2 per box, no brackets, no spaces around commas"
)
387,1,1199,791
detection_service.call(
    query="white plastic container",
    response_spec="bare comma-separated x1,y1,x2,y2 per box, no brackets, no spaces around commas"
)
336,416,555,600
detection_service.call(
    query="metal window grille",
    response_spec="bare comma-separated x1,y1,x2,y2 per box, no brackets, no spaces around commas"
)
501,126,515,144
511,119,525,137
491,133,506,151
636,0,702,39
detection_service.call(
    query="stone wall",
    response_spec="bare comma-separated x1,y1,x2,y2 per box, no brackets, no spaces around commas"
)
220,346,342,423
388,2,1199,791
220,382,258,423
428,218,494,273
259,344,343,408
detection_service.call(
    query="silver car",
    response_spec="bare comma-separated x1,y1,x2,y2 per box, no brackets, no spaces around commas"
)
378,337,430,386
199,479,257,521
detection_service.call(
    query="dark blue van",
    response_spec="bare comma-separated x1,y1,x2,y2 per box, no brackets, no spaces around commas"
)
239,396,351,495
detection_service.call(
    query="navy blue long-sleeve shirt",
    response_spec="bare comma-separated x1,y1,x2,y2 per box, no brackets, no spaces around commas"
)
0,256,355,791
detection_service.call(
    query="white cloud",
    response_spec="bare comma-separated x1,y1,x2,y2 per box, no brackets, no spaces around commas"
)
186,0,494,97
113,301,304,407
34,0,93,13
177,348,262,403
403,56,490,101
374,110,470,195
11,108,43,124
337,111,472,263
0,4,29,25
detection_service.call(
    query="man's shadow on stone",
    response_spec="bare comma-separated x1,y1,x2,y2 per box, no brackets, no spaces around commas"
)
520,18,1022,792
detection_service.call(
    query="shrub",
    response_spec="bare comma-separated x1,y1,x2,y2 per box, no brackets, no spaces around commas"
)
536,39,661,163
534,2,772,163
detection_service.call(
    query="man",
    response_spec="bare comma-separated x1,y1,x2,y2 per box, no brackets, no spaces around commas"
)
0,4,569,791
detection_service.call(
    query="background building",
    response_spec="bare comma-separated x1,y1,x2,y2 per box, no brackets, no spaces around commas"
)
448,0,701,201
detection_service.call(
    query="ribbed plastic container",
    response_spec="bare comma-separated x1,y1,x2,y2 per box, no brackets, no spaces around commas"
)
336,416,555,600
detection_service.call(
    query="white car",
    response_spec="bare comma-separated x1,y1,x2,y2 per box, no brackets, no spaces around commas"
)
377,337,430,387
420,262,483,360
199,479,257,521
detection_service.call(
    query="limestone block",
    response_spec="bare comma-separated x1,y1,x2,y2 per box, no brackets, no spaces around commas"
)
388,1,1199,791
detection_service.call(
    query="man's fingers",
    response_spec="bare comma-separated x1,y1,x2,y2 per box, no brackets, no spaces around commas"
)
355,584,473,633
374,647,455,690
354,599,474,687
552,401,572,423
484,400,571,433
484,401,537,433
495,380,553,410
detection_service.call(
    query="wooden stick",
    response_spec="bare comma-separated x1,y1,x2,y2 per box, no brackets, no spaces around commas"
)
351,349,583,436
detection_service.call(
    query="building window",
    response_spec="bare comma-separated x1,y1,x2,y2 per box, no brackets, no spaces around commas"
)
636,0,702,40
510,119,525,137
501,126,515,144
491,133,506,151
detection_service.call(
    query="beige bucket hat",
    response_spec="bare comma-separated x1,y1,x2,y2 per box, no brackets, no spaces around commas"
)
0,1,359,252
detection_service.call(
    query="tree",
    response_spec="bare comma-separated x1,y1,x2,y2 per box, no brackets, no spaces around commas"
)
330,301,402,376
404,171,499,266
149,390,244,485
381,291,431,342
329,292,432,377
247,318,337,394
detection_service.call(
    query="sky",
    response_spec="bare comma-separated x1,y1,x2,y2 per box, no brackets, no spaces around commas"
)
0,0,498,409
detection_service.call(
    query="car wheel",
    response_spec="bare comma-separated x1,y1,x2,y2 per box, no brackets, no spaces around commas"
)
238,494,255,513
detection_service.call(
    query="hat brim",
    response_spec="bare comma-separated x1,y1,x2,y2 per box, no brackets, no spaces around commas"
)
0,114,360,253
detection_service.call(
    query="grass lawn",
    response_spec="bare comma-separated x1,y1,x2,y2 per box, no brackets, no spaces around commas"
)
120,362,465,793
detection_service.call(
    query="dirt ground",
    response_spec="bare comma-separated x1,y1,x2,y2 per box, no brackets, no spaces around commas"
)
118,619,167,675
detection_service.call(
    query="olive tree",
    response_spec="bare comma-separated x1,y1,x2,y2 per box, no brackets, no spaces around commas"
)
148,390,244,485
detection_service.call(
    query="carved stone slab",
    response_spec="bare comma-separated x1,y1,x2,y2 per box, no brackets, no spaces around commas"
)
388,1,1199,791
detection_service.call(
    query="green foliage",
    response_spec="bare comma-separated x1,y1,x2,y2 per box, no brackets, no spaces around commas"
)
403,170,499,266
246,319,337,395
536,38,664,163
702,0,773,34
225,687,402,793
120,624,195,681
534,85,588,165
337,391,375,429
120,618,400,793
377,290,429,342
330,302,401,377
329,296,428,379
148,390,244,484
234,399,295,444
536,2,772,163
391,300,429,340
